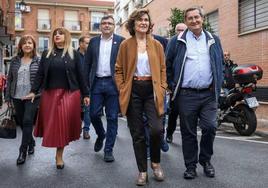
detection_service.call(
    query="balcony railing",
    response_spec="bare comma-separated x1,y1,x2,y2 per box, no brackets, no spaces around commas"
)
37,19,51,31
89,21,101,32
63,20,81,31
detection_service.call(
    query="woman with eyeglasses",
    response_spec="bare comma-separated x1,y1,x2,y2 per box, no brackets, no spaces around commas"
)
5,35,40,165
24,27,89,169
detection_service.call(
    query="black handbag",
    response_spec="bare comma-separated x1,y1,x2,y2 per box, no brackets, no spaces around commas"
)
0,107,16,139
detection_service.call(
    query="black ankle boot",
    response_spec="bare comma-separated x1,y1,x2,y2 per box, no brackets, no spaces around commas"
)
28,140,36,155
17,151,27,165
28,145,35,155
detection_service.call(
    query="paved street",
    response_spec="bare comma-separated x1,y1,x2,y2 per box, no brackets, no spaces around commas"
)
0,117,268,188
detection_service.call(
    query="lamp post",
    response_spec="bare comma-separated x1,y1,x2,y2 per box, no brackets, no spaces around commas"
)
19,0,27,13
7,0,29,14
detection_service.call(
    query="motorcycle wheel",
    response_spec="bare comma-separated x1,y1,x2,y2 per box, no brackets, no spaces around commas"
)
233,104,257,136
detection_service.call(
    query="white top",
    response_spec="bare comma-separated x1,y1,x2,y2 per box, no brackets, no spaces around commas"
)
182,30,212,89
134,51,151,76
14,63,31,99
96,35,113,77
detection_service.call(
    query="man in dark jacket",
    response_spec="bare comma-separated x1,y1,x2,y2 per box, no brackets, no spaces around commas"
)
78,36,91,140
166,6,224,179
166,22,187,144
84,15,124,162
223,51,237,90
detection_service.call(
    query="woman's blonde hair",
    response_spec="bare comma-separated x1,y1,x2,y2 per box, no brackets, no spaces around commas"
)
46,27,74,59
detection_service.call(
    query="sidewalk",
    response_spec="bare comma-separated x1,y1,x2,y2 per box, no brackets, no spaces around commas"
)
255,119,268,137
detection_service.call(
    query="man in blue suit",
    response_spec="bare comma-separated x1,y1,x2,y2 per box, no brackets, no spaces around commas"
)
84,15,124,162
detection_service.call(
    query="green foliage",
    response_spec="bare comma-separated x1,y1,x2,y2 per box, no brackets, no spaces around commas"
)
167,8,184,37
167,8,214,37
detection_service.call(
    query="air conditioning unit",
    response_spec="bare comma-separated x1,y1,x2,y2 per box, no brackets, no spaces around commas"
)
71,25,80,31
42,24,48,30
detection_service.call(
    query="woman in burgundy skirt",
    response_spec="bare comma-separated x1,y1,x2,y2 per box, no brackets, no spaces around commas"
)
24,27,90,169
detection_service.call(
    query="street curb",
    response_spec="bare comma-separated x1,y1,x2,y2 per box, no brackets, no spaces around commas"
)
219,123,268,138
255,130,268,138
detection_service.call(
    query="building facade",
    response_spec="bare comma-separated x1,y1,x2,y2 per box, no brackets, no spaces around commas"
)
114,0,268,120
0,0,16,74
13,0,114,55
114,0,153,36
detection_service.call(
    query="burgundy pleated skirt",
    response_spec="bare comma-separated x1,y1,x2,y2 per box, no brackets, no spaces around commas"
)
34,89,81,147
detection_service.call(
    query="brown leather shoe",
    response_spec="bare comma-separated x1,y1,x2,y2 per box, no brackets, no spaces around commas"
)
151,163,164,181
136,172,148,186
83,131,90,140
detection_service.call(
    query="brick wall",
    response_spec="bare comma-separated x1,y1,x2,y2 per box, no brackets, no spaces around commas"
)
15,2,114,49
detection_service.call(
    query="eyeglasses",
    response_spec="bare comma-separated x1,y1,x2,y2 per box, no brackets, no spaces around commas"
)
101,22,114,26
54,31,64,35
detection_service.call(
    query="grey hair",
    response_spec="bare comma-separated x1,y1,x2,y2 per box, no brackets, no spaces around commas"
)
184,6,204,21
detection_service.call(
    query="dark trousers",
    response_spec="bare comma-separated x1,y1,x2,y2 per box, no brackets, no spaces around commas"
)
90,77,119,153
126,80,163,172
175,89,217,169
166,97,179,137
12,98,39,152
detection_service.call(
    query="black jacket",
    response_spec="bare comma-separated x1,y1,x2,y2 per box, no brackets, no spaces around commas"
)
5,56,40,102
31,49,89,97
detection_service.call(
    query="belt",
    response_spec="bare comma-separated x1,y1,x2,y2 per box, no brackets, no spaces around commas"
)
133,76,152,81
96,76,112,79
180,87,211,92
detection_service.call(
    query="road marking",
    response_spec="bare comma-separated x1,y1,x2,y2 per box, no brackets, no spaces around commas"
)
175,130,268,145
119,118,268,144
215,135,268,145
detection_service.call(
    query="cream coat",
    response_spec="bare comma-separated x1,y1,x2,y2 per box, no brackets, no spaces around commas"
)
114,35,167,116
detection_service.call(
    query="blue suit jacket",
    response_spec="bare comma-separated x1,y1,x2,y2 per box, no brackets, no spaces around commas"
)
84,34,124,94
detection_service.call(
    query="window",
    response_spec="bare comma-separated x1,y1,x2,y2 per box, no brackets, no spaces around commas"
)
64,11,80,31
15,12,23,29
239,0,268,33
206,11,219,35
71,38,79,49
38,37,49,53
90,12,104,32
38,9,50,30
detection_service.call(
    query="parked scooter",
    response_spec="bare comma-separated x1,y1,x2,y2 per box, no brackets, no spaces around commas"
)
217,64,263,136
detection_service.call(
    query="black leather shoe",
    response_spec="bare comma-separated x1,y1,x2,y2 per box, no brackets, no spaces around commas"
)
166,134,173,143
104,152,115,162
56,163,65,169
28,145,35,155
201,162,215,178
94,136,105,152
183,168,197,179
16,151,27,165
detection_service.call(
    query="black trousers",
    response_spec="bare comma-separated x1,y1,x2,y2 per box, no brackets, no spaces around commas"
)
175,89,217,169
13,98,39,152
126,80,163,172
166,95,179,137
